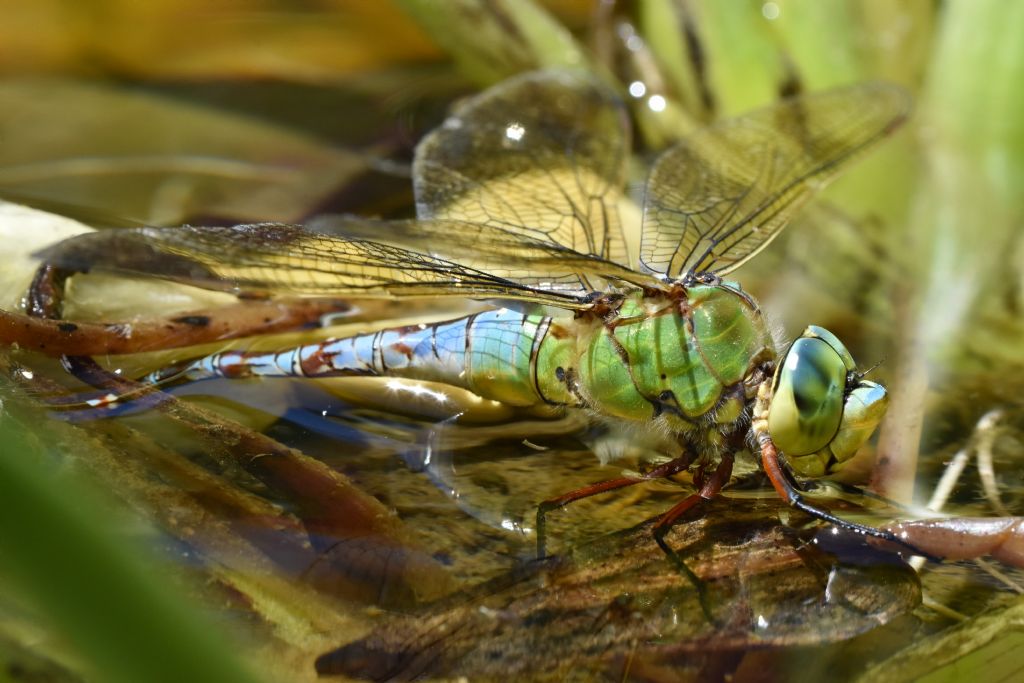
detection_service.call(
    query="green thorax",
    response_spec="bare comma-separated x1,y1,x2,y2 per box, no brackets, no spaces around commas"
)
537,284,774,430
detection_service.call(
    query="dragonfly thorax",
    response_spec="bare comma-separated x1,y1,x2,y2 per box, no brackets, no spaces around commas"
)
542,284,775,443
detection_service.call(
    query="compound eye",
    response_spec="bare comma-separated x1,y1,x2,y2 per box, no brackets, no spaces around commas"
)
803,325,855,371
768,337,846,456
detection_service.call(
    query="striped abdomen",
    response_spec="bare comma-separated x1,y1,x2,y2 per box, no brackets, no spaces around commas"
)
160,308,579,408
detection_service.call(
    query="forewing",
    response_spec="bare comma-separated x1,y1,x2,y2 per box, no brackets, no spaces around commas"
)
36,223,596,309
414,70,635,271
309,215,661,291
640,82,910,278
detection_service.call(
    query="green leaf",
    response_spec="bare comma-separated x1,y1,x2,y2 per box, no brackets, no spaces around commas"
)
0,403,265,683
394,0,590,85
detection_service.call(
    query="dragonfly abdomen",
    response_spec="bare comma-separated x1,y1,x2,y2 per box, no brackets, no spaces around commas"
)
157,308,579,409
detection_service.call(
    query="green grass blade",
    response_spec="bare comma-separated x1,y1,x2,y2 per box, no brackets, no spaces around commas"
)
0,408,264,683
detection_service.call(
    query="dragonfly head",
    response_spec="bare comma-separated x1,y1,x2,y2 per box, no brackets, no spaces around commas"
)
766,326,889,478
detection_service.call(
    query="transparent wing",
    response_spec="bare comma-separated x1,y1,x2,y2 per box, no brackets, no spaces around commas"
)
36,222,610,309
415,70,635,275
640,82,910,279
308,215,661,290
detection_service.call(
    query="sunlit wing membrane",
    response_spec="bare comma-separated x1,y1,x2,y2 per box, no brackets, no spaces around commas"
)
414,70,636,275
309,215,661,291
640,82,910,279
35,223,599,309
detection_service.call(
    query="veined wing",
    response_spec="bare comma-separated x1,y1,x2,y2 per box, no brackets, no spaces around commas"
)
308,215,661,290
415,70,635,275
640,82,910,279
35,222,613,309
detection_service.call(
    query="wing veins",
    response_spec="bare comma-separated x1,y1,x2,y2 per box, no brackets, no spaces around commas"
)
413,70,633,267
640,81,909,278
686,136,862,275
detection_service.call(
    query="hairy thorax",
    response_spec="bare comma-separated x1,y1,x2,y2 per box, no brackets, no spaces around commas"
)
535,283,776,459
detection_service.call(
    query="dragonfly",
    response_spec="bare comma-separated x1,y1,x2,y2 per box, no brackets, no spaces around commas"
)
37,69,911,561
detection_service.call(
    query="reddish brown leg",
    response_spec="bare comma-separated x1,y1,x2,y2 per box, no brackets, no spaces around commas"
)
653,453,734,534
536,453,692,558
651,452,734,622
759,435,939,559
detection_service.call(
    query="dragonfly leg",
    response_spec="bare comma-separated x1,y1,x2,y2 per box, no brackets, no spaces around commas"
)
651,451,734,623
535,453,693,558
757,433,940,560
802,479,918,514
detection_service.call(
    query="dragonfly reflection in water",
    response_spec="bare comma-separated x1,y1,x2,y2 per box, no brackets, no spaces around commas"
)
40,70,912,566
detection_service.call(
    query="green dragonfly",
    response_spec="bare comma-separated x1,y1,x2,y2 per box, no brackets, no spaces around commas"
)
40,70,910,557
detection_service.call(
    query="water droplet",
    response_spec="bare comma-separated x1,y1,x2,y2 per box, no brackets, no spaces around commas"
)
505,122,525,142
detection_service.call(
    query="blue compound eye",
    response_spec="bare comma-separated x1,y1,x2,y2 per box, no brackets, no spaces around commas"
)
768,336,846,456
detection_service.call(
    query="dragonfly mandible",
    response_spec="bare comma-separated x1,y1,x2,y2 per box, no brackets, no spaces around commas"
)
38,70,911,559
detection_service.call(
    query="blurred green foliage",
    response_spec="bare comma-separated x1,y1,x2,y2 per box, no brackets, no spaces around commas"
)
0,390,262,683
